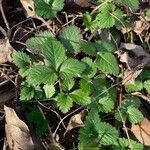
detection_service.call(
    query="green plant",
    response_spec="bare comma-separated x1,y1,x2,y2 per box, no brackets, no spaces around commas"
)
12,0,149,149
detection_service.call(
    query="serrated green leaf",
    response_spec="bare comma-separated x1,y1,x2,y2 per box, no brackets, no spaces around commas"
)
18,68,29,77
114,138,143,150
144,80,150,94
35,0,65,19
95,122,119,145
82,57,97,78
61,78,75,92
139,69,150,80
98,96,114,113
26,31,54,54
43,84,55,98
96,52,119,76
80,41,97,56
95,40,116,53
42,39,66,70
125,80,143,92
12,51,31,68
70,89,91,105
57,93,73,113
122,97,141,109
80,79,93,94
83,12,92,29
27,65,57,85
115,109,127,122
127,107,144,124
59,59,86,79
59,25,82,53
146,9,150,18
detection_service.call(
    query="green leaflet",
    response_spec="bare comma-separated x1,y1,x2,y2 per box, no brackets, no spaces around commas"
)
144,80,150,94
43,84,55,98
35,0,65,19
146,9,150,18
59,58,86,79
80,79,93,94
70,89,91,105
96,52,119,76
42,39,66,70
57,93,73,113
26,31,54,54
59,25,82,53
27,65,57,85
61,78,75,92
12,51,31,68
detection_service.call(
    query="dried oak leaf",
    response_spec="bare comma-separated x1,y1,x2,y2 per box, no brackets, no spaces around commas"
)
0,39,12,64
20,0,35,17
117,43,150,85
4,105,34,150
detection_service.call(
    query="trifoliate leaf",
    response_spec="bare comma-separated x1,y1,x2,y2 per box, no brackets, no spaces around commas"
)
114,138,143,150
82,57,97,78
125,80,143,92
35,0,65,19
80,41,97,56
95,40,116,53
144,80,150,94
61,79,75,92
26,31,54,54
146,9,150,18
70,89,91,105
80,79,93,94
59,25,82,53
98,96,114,113
127,107,144,124
43,84,55,98
94,3,122,29
96,52,119,76
42,39,66,70
57,93,73,113
95,122,119,145
12,51,30,68
27,65,57,85
59,59,86,79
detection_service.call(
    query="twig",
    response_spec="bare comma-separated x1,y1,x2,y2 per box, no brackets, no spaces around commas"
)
0,0,10,33
0,26,7,37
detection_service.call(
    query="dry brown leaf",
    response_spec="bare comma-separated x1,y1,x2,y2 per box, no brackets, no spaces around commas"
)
20,0,35,17
131,118,150,146
64,110,85,136
4,105,34,150
0,39,12,64
118,43,150,85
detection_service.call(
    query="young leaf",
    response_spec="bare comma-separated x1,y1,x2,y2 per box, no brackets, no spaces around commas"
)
43,84,55,98
42,39,66,70
57,93,73,113
82,57,97,79
59,59,86,79
35,0,65,19
70,89,91,105
12,51,30,68
27,65,57,85
127,107,144,124
144,80,150,94
59,25,82,53
96,52,119,76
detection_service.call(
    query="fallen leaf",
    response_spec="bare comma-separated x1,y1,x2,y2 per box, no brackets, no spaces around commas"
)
64,110,85,136
131,118,150,146
0,39,13,64
4,105,34,150
117,43,150,84
20,0,35,17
